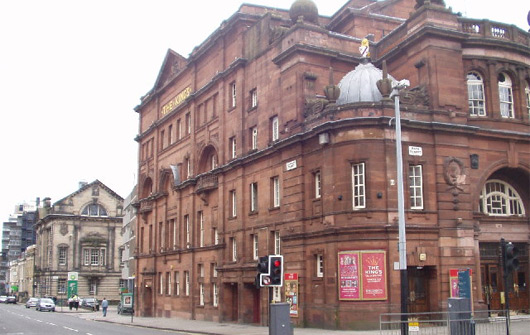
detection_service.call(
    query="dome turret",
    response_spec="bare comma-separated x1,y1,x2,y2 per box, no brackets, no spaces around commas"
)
337,61,397,105
289,0,319,25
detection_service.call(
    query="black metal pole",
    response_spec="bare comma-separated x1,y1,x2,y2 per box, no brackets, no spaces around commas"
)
401,270,409,335
501,238,510,335
268,287,272,335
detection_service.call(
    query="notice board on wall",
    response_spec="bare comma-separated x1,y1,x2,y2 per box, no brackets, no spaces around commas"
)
338,250,387,301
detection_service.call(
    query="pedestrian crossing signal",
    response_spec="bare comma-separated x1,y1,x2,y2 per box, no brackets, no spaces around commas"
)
255,255,283,287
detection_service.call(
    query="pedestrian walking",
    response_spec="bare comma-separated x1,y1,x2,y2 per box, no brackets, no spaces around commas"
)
73,295,79,310
101,297,109,317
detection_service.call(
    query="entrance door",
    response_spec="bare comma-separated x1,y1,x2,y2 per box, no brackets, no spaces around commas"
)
481,245,528,313
408,267,430,314
142,284,153,317
481,264,501,310
222,283,238,322
253,286,260,323
509,267,528,313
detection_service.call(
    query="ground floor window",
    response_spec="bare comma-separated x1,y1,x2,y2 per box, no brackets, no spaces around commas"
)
58,279,66,294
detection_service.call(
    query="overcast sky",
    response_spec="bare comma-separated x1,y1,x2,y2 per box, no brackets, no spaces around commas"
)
0,0,527,247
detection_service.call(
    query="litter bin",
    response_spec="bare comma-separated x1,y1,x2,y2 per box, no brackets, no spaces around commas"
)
270,303,293,335
448,298,475,335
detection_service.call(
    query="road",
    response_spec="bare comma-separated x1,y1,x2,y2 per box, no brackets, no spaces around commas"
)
0,303,192,335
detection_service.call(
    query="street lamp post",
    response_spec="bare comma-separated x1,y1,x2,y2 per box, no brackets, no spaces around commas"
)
392,79,410,335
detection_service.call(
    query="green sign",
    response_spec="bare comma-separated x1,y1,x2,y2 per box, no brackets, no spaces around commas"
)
11,285,18,292
67,280,78,298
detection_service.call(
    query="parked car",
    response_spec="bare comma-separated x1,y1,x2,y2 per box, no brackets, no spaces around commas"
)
5,296,16,304
81,297,99,311
36,298,55,312
0,296,7,303
25,297,39,308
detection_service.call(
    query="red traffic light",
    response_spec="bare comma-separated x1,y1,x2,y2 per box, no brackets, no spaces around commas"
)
274,259,281,267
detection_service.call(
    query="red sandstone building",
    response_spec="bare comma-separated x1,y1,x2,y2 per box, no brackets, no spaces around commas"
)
133,0,530,329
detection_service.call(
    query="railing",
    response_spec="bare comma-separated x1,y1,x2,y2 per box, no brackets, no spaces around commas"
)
459,18,530,46
380,310,508,334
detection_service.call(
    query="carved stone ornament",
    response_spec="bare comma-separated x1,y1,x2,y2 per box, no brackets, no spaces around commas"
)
414,0,446,10
400,84,430,107
60,222,68,236
443,157,466,190
376,60,393,99
303,98,328,118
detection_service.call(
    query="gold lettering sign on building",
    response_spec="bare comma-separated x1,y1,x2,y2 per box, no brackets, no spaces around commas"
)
161,87,192,115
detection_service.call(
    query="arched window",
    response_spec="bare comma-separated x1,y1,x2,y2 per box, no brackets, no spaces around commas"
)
479,180,524,216
524,80,530,118
81,203,108,217
467,72,486,116
498,72,514,118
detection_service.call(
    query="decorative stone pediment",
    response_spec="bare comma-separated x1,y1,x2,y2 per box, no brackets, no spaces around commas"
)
80,232,106,246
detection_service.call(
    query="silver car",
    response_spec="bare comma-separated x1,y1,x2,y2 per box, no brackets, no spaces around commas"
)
36,298,55,312
26,297,39,308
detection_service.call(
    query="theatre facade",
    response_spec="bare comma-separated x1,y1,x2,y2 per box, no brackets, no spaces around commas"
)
133,0,530,329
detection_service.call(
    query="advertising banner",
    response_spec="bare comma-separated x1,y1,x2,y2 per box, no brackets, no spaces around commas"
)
338,250,387,301
338,251,361,300
361,251,387,300
284,273,298,317
122,293,133,308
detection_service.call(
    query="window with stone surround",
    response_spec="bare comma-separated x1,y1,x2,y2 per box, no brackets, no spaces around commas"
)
212,283,218,307
230,190,237,218
250,182,258,213
409,164,424,210
525,80,530,117
229,136,237,159
185,271,190,296
252,234,259,260
81,203,107,217
58,246,67,266
467,71,486,116
250,126,258,150
479,180,524,216
174,271,180,296
271,116,279,142
352,162,366,209
250,88,258,108
316,254,324,278
229,237,238,262
498,72,514,118
230,81,237,108
314,170,321,199
272,176,280,208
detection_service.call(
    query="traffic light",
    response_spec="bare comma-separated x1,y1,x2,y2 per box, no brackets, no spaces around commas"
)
256,256,269,288
504,242,519,273
256,255,283,287
269,255,283,286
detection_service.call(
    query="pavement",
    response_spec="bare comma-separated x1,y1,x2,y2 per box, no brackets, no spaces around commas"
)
59,305,530,335
64,305,378,335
